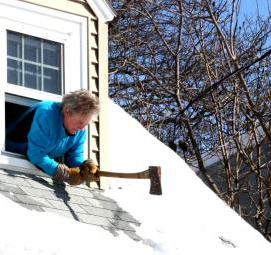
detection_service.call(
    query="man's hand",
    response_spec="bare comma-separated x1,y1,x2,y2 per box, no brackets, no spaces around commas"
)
68,167,84,185
53,164,83,186
53,164,71,183
53,160,99,186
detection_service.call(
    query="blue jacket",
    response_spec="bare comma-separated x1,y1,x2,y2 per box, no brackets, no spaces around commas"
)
27,101,86,176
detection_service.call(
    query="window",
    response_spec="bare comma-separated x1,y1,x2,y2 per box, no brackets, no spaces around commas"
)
5,94,38,156
7,31,63,95
0,0,88,175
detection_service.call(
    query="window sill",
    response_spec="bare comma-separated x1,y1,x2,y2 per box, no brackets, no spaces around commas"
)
0,154,49,177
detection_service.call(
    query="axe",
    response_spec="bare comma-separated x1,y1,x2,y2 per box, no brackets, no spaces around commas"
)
98,166,162,195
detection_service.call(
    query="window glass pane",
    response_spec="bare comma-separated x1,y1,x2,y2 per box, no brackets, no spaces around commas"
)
43,41,60,67
7,32,22,58
43,68,61,94
6,30,63,95
24,63,41,90
7,59,22,85
24,36,41,63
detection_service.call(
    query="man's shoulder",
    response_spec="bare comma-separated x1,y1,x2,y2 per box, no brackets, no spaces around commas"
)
35,101,61,112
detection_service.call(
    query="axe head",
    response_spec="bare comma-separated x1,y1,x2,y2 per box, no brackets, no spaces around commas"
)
148,166,162,195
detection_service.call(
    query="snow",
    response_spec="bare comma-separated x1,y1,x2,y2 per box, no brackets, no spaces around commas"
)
0,100,271,254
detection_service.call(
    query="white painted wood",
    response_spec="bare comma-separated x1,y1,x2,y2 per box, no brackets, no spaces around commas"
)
86,0,116,23
0,154,50,177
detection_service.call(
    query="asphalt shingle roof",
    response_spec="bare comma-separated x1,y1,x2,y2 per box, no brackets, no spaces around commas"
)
0,168,141,241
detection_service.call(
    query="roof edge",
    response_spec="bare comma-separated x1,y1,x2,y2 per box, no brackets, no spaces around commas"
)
86,0,116,23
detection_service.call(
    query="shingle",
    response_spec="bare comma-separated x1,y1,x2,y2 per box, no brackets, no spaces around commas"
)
15,194,50,208
123,230,142,241
80,204,118,219
43,207,77,220
101,225,120,237
0,190,20,203
18,203,44,212
64,186,97,197
47,199,86,213
77,213,115,228
91,191,118,202
63,194,90,205
0,173,30,187
0,168,142,242
20,186,56,200
109,219,138,232
84,197,123,211
115,211,141,225
0,182,26,195
25,178,55,191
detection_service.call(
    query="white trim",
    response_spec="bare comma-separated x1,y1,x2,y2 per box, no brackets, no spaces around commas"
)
0,0,88,95
0,154,50,177
86,0,116,23
0,0,87,25
4,85,62,102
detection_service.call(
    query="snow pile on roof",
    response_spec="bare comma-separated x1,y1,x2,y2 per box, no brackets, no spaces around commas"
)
0,193,153,255
107,100,271,253
0,100,270,254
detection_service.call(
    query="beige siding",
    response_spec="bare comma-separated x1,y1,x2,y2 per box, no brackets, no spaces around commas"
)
88,17,100,168
91,77,99,93
97,20,109,187
90,64,99,79
21,0,109,177
89,19,99,34
21,0,96,18
90,33,98,49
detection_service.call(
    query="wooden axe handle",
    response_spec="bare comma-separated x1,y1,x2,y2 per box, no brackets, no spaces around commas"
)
76,166,162,195
98,169,150,179
99,167,162,195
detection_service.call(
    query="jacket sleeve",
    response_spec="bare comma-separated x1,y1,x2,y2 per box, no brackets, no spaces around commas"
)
27,108,58,176
65,130,87,167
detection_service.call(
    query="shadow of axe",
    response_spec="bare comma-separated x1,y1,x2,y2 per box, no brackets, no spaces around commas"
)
99,166,162,195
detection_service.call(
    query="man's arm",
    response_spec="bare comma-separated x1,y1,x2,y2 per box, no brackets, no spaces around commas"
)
27,108,59,176
65,130,87,167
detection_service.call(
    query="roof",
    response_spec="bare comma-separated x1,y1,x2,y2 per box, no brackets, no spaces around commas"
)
0,168,141,241
194,125,266,171
86,0,116,22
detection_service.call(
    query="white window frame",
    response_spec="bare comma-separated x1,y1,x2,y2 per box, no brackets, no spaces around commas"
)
0,0,88,176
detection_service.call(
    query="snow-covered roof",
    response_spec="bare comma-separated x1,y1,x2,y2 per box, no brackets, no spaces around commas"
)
198,125,266,171
1,100,271,253
0,168,141,241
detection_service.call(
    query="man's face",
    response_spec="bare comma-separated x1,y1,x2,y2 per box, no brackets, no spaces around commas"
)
63,108,92,135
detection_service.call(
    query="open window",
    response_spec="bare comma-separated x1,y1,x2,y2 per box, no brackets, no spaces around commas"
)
0,1,88,175
5,94,38,156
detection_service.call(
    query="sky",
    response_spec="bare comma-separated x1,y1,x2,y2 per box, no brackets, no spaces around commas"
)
240,0,270,18
0,100,271,254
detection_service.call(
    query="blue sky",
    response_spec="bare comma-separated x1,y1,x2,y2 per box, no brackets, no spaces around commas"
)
239,0,271,48
240,0,270,18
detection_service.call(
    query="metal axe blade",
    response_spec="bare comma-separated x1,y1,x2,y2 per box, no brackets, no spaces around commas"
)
148,166,162,195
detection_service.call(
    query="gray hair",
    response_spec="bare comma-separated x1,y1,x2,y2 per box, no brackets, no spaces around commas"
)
61,89,100,116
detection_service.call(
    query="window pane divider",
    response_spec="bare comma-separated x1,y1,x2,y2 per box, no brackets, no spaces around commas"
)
22,34,25,87
41,39,44,91
7,56,61,70
7,31,62,95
